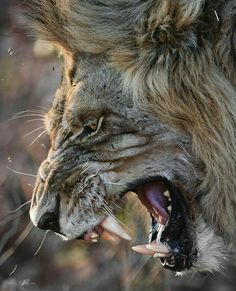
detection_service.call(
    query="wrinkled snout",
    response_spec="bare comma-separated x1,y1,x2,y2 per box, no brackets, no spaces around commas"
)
30,160,61,233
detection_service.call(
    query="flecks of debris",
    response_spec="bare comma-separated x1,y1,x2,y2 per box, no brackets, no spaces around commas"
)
8,48,13,55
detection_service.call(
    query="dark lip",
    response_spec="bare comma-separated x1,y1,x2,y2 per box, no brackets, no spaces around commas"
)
124,176,198,272
158,182,197,271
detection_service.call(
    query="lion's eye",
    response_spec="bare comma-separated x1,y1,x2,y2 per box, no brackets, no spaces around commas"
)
81,116,104,138
86,119,98,131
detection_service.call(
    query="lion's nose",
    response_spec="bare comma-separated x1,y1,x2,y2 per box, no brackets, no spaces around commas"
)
37,212,60,232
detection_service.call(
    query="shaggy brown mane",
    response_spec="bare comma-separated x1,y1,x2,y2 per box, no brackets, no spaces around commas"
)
21,0,236,241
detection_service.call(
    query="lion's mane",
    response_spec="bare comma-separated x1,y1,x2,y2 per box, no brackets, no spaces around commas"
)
22,0,236,241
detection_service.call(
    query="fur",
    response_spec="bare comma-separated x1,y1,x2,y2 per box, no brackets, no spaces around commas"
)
22,0,236,238
21,0,236,272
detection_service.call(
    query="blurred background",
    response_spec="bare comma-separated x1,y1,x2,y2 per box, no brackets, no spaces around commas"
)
1,1,236,291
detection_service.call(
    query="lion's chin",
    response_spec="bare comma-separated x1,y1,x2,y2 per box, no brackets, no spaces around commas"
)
130,177,198,272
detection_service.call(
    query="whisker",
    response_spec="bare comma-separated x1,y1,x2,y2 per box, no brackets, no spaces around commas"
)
7,201,31,214
34,230,49,256
25,118,45,123
97,196,130,229
23,126,45,138
7,167,37,178
9,264,18,276
110,201,130,216
38,105,50,111
0,208,29,227
12,109,45,117
114,196,127,204
103,182,125,186
0,222,34,266
178,142,191,157
0,219,20,253
181,156,197,181
10,114,45,121
29,129,48,147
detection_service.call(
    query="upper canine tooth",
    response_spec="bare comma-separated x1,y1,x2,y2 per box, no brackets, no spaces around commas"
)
163,190,170,198
101,216,131,241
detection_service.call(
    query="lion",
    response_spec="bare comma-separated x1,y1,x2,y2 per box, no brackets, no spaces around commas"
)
22,0,236,274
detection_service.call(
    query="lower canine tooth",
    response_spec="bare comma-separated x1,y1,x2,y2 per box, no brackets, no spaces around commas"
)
132,245,157,255
101,216,131,241
146,242,170,253
153,252,170,258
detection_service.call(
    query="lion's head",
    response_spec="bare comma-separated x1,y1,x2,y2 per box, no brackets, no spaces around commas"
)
23,0,236,274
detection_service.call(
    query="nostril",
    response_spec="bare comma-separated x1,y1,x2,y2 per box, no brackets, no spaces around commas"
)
37,212,60,233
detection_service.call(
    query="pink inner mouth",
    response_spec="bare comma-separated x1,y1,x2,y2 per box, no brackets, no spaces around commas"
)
136,181,170,225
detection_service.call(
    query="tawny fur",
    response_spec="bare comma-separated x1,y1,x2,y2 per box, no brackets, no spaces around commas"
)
22,0,236,239
22,0,236,270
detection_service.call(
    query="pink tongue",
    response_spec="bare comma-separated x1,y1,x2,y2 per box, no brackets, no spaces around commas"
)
137,182,170,225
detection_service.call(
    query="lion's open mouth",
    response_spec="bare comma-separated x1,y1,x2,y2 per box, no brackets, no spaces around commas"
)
132,178,198,271
79,178,197,272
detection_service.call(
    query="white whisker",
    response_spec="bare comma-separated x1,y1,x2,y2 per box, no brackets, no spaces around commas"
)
7,201,31,214
0,222,34,266
12,109,45,118
25,118,45,123
7,167,37,178
23,126,45,138
10,114,45,121
9,264,18,276
34,230,49,256
178,142,191,157
97,196,130,230
29,129,48,146
111,201,130,216
103,182,124,186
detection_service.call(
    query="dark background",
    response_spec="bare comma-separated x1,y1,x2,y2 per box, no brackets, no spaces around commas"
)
0,2,236,290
